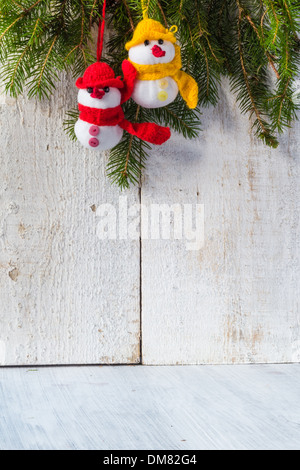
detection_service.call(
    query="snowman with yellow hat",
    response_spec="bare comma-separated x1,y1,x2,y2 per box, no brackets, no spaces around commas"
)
125,18,199,109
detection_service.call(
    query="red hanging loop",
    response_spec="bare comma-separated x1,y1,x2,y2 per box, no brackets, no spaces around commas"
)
97,0,107,62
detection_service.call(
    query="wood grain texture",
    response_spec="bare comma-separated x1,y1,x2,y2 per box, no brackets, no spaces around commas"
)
141,80,300,365
0,364,300,450
1,76,299,366
0,82,140,365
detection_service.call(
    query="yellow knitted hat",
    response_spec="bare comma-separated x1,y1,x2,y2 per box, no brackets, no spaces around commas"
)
125,19,178,50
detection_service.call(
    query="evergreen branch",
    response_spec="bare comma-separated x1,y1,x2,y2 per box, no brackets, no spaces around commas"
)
283,0,292,24
235,2,278,147
268,56,280,79
24,0,43,13
266,3,299,133
0,16,23,42
121,0,135,30
237,27,264,133
89,0,99,29
268,1,280,44
107,134,150,189
186,19,194,47
79,0,85,45
148,98,201,138
80,45,88,68
203,46,210,97
63,107,79,141
29,17,43,43
11,1,23,10
260,7,268,31
196,7,220,65
64,44,80,61
277,77,290,128
237,22,255,104
205,36,222,65
123,106,141,179
10,0,43,14
156,0,168,27
217,0,233,74
8,45,30,91
165,108,193,132
36,34,58,93
64,0,85,61
244,12,280,79
123,136,134,180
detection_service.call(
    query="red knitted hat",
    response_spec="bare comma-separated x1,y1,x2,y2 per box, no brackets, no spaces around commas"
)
76,62,124,89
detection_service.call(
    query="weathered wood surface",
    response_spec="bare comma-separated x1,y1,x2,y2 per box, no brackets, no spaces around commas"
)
1,77,299,366
0,84,140,365
142,81,300,364
0,364,300,450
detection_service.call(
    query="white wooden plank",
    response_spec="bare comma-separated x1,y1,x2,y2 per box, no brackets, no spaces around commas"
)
0,364,300,450
141,80,300,365
0,81,140,365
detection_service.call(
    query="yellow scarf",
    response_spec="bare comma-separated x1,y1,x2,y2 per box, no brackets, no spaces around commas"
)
129,45,198,109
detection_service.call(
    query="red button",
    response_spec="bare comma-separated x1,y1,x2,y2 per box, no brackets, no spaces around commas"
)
89,138,99,147
89,125,99,136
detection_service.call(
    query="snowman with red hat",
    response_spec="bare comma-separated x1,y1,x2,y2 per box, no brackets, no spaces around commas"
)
74,60,171,150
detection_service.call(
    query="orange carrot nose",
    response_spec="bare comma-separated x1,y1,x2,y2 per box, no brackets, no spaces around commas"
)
91,88,105,99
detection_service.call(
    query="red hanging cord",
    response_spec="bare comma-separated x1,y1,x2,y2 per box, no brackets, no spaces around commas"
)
96,0,107,62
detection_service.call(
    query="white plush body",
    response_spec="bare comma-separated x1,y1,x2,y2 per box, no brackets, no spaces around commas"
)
75,87,123,150
128,39,178,108
131,76,178,108
75,120,123,150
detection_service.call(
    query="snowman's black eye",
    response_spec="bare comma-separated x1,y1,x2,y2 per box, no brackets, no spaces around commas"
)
104,86,110,93
158,39,164,45
144,40,150,46
87,87,93,93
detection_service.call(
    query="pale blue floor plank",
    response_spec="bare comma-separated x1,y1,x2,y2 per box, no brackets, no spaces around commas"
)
0,364,300,450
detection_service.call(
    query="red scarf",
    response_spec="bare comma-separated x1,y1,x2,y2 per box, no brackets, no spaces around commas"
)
78,104,124,126
78,103,171,145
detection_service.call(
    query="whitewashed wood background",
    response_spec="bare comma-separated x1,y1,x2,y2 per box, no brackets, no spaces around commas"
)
0,78,299,365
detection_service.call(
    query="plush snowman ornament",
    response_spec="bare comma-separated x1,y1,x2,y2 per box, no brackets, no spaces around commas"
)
75,60,171,150
126,19,199,109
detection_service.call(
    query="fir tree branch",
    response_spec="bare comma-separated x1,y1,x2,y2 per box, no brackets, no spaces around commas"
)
11,0,23,10
282,0,292,24
260,7,268,31
156,0,168,27
244,11,280,79
63,0,85,62
36,34,58,93
25,0,43,13
237,14,265,133
29,17,43,43
0,16,23,42
79,0,85,45
195,5,220,65
121,0,135,31
8,45,30,91
123,106,141,179
277,77,290,128
10,0,43,14
235,1,278,147
202,46,210,97
268,0,280,44
89,0,99,29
